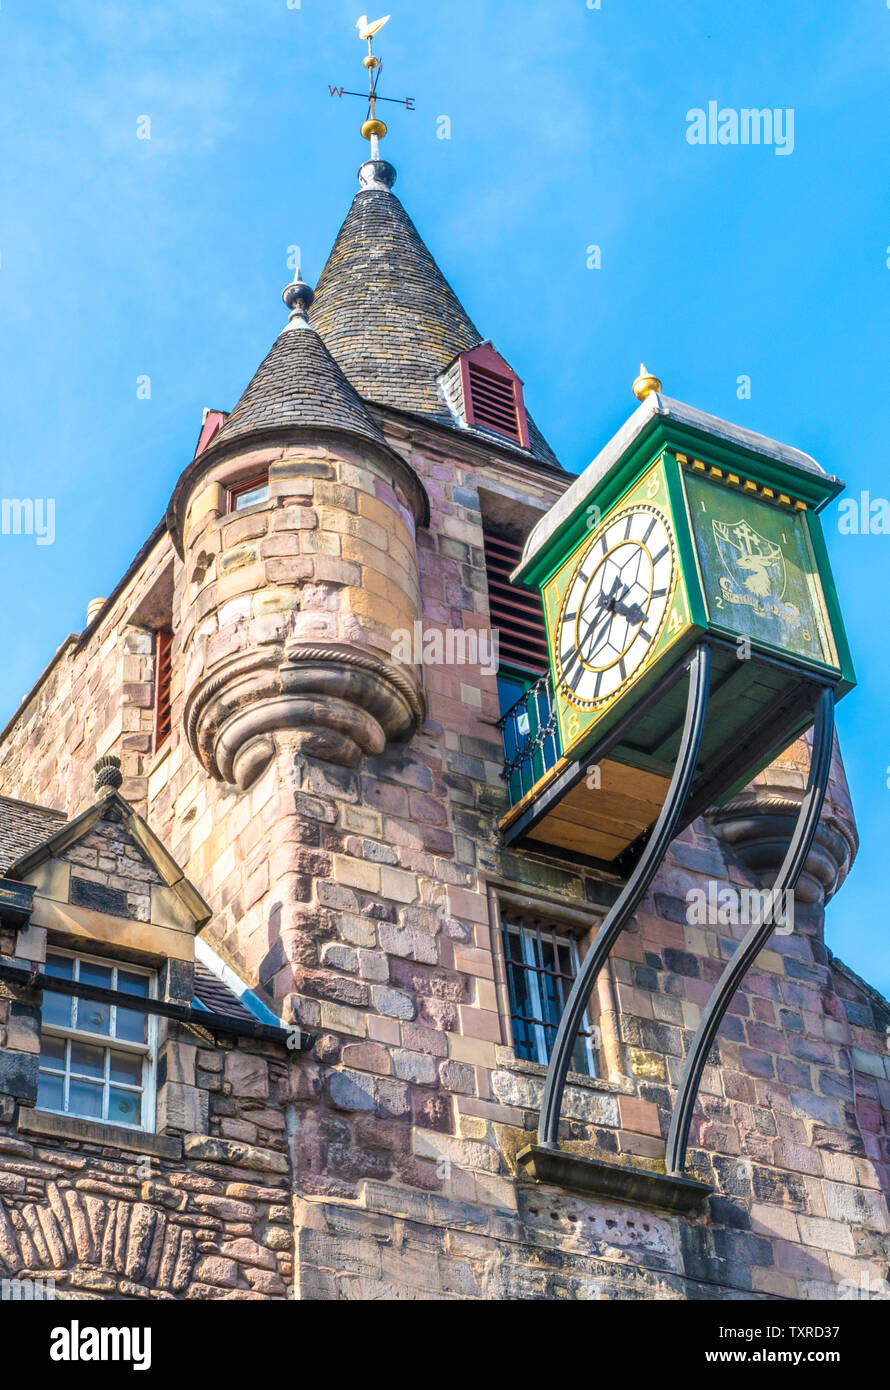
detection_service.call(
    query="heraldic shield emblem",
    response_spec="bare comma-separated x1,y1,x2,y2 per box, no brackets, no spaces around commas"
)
713,518,786,600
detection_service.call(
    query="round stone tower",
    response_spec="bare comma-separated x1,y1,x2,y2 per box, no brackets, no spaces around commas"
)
710,730,858,910
166,262,428,790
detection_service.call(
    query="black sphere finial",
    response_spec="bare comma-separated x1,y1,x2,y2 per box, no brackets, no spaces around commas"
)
282,268,316,329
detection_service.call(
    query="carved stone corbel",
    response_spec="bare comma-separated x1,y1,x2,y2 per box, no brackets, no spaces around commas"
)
184,641,424,789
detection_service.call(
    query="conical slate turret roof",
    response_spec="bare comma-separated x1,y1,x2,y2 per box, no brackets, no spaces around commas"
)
308,161,560,467
309,162,482,419
212,300,387,454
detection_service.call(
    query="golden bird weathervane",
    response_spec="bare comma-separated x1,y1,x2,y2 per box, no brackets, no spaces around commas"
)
328,13,415,160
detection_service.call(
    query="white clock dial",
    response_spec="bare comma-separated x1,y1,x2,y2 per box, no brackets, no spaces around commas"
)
554,504,677,710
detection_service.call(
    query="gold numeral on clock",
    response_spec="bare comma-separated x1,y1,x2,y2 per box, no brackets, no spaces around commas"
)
566,710,581,741
668,606,684,635
647,474,660,499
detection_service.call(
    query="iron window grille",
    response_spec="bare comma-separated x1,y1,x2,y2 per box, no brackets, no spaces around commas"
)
501,916,597,1075
37,949,157,1131
497,672,562,805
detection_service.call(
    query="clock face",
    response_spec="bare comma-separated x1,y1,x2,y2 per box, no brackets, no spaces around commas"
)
553,504,677,710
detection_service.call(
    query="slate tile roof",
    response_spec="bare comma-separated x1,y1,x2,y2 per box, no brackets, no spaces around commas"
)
309,181,561,469
193,961,259,1024
0,796,67,875
211,321,387,453
310,185,480,416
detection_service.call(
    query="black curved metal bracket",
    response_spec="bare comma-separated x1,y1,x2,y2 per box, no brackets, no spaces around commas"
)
665,684,835,1176
537,643,712,1150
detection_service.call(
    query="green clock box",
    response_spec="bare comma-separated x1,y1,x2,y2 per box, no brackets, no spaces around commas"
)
500,388,854,872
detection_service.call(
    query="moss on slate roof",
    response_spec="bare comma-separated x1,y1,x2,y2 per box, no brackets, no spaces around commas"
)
212,321,387,453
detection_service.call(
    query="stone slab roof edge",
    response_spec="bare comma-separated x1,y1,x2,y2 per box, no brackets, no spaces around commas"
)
373,398,566,477
514,393,842,585
827,948,890,1026
0,519,170,750
6,791,211,930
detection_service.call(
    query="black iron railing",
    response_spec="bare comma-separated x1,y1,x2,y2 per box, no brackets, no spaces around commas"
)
497,674,562,806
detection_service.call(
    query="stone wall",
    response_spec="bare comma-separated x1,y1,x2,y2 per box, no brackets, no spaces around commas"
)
0,1026,297,1300
0,412,887,1300
0,530,173,816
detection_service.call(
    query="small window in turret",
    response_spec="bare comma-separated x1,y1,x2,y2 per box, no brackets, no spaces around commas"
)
228,475,270,512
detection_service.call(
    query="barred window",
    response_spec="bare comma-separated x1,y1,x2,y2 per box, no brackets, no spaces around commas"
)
37,950,157,1132
501,916,597,1075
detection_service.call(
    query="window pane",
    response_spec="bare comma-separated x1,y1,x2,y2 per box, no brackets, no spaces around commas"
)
80,960,113,989
69,1041,105,1080
77,999,111,1036
501,920,595,1076
109,1089,141,1127
45,954,74,980
115,1007,147,1044
503,927,537,1063
233,483,268,510
43,990,72,1029
68,1079,103,1119
109,1050,143,1086
537,936,562,1039
36,951,155,1129
37,1072,64,1112
118,970,150,997
39,1035,66,1068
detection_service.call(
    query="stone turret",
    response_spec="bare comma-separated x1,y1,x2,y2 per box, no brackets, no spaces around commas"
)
711,731,858,908
166,267,428,789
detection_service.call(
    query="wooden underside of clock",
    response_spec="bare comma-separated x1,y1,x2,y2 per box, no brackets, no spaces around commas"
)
524,760,670,863
499,638,837,876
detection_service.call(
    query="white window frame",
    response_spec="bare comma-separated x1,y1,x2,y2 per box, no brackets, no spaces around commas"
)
37,947,158,1133
502,920,598,1076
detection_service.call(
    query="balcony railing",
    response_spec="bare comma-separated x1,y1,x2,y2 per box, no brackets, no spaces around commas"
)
498,673,562,807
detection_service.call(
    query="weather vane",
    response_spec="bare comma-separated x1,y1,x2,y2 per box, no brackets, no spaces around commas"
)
328,14,415,161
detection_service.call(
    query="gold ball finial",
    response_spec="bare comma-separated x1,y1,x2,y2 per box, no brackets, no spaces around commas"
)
632,363,663,402
363,54,379,69
361,117,387,140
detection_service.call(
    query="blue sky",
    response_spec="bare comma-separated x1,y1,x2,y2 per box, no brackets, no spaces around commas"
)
1,1,888,990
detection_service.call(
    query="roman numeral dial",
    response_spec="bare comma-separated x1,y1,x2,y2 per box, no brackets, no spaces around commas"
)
554,504,677,712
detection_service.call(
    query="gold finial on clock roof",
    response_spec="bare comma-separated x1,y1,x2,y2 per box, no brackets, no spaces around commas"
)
632,364,663,402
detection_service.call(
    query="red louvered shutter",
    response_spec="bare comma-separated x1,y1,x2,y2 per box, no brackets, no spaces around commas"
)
483,531,550,675
467,363,521,441
153,628,173,751
459,345,531,449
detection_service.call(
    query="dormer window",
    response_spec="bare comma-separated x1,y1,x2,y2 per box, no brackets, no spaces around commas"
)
37,950,157,1131
459,344,530,448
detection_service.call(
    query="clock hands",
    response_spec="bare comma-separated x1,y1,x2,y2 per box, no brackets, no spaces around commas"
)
555,507,674,708
559,582,615,691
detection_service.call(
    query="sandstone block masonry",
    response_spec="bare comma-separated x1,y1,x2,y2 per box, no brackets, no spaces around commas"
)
0,401,886,1300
